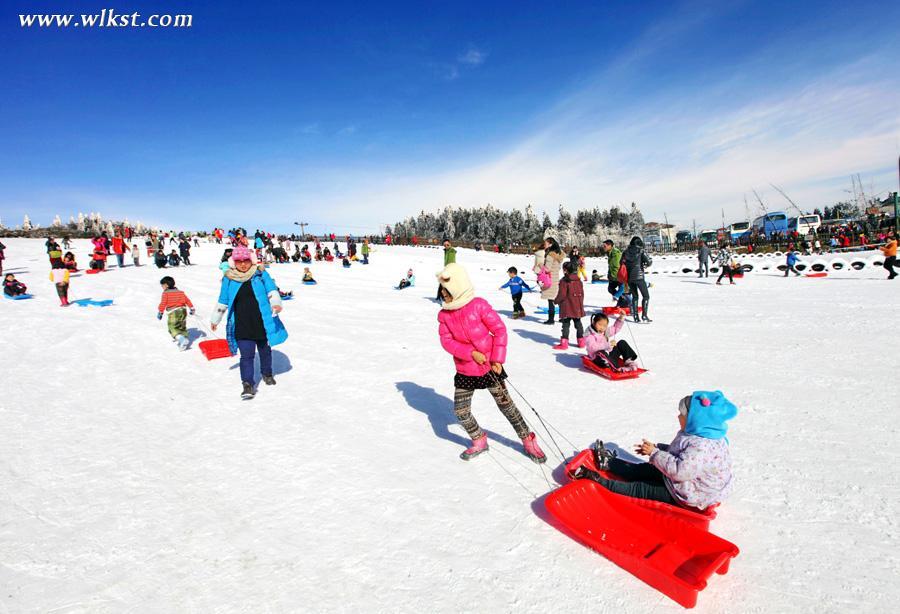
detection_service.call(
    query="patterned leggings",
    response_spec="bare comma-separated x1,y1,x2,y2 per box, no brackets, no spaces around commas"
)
453,382,530,440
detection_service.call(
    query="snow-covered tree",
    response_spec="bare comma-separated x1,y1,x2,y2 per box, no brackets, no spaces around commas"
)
52,215,62,227
22,215,32,230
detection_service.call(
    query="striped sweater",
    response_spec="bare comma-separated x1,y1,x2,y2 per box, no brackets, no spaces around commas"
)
158,288,194,313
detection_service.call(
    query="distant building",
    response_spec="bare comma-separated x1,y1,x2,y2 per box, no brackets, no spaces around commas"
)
643,222,677,248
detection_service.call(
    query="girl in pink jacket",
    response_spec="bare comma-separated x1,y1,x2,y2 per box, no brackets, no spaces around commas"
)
585,312,639,371
437,263,546,463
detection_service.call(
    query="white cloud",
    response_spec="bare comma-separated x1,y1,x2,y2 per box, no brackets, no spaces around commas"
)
457,47,487,66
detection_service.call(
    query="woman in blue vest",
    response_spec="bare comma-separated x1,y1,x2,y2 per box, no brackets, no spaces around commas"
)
211,246,288,400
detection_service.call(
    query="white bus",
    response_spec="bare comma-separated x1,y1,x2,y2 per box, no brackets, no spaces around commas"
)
788,214,821,235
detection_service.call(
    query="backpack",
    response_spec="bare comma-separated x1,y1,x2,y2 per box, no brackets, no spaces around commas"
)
616,263,628,284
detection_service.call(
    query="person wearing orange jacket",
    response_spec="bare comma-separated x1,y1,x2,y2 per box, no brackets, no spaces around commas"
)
881,229,897,280
111,232,130,268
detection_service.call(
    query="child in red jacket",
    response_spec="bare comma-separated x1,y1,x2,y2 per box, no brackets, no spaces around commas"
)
553,261,586,350
157,276,195,350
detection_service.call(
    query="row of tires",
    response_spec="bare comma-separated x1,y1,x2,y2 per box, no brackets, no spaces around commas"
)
652,251,864,260
649,256,886,275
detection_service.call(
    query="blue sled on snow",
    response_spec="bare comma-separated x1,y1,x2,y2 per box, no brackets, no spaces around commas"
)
70,298,114,307
536,305,558,315
302,280,318,285
3,293,33,300
281,295,295,301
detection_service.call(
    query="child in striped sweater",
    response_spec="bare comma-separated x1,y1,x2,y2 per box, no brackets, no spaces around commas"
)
157,276,195,350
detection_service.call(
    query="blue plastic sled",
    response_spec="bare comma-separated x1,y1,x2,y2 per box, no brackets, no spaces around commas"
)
536,305,558,314
70,298,114,307
281,295,295,301
302,280,318,285
4,293,33,300
591,280,606,284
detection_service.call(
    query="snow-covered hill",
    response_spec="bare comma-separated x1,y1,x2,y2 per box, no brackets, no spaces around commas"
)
1,238,897,612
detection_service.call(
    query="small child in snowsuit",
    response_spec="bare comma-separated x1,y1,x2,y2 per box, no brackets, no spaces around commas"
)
573,391,736,511
302,267,316,282
154,250,168,268
167,250,181,267
591,269,602,283
132,244,141,266
553,261,585,350
3,273,27,297
157,276,195,350
398,269,415,289
220,249,233,274
585,312,639,371
785,251,801,277
50,262,70,306
63,252,78,272
437,263,546,463
499,266,531,319
342,257,351,268
90,246,107,271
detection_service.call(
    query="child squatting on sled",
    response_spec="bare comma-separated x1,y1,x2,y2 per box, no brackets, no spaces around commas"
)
436,263,546,463
573,391,737,511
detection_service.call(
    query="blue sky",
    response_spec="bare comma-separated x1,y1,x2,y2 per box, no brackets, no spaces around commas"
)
1,0,898,233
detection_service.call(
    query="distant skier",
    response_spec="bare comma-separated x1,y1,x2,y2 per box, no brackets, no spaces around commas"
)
622,236,652,322
698,242,710,278
436,263,545,463
572,391,737,511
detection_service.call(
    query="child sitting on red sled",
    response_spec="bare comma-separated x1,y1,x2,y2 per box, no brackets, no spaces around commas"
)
584,312,639,372
573,391,736,512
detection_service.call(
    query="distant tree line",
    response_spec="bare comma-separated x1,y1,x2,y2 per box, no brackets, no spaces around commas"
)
386,203,645,249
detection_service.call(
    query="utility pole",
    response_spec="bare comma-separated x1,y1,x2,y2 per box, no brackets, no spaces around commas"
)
294,221,308,237
663,211,671,251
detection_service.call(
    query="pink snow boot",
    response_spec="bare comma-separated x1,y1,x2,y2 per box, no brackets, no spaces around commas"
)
522,432,546,464
552,338,569,350
460,434,488,461
577,338,586,349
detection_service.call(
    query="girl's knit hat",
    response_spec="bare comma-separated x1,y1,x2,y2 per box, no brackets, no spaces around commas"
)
232,246,253,262
683,391,738,440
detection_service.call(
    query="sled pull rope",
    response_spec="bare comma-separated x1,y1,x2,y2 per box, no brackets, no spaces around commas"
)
192,314,221,339
487,371,567,463
493,372,574,463
622,320,646,370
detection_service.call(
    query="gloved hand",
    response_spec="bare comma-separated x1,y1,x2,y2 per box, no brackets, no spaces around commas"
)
157,312,163,320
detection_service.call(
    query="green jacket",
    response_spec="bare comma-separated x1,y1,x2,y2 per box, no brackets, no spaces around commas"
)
444,247,457,266
607,247,622,278
361,242,370,255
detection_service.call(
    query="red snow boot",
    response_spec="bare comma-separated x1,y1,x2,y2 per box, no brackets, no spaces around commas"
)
522,432,547,464
577,337,586,348
460,435,488,460
552,338,569,350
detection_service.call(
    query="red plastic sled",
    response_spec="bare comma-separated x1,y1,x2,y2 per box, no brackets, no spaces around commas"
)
199,339,233,360
581,355,646,380
601,306,642,316
544,479,739,608
563,449,718,530
806,272,828,278
85,269,102,274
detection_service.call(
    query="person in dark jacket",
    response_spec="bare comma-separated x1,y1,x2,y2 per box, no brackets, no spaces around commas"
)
698,243,710,278
552,261,586,349
622,236,652,323
179,239,192,265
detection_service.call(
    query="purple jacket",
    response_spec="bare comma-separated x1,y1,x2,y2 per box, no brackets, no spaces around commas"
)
438,297,508,376
650,431,733,511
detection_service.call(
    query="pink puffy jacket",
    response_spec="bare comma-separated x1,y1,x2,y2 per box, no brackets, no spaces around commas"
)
438,297,508,376
584,318,623,359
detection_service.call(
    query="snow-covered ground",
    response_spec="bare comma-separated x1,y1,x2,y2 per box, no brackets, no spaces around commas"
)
1,237,897,613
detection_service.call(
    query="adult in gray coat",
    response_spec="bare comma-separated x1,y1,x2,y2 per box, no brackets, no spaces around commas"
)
698,243,710,277
621,236,652,323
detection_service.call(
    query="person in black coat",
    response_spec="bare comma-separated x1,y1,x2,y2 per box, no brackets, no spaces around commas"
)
621,236,652,323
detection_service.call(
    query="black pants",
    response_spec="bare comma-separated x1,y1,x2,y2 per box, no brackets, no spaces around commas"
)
580,457,677,505
593,339,637,368
785,265,800,276
511,293,523,314
629,280,649,317
717,266,733,283
546,299,555,322
885,255,896,279
698,260,708,277
561,317,583,340
607,279,618,297
181,255,191,265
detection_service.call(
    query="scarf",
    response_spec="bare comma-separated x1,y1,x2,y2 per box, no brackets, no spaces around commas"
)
225,264,264,283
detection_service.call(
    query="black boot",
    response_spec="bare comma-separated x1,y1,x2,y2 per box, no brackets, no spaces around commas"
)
641,301,652,322
591,439,617,470
262,374,276,386
241,381,256,400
